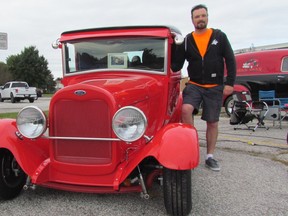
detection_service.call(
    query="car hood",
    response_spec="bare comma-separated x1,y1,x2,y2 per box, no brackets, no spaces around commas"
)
81,74,164,106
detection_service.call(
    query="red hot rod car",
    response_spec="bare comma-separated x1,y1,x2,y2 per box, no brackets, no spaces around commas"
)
0,26,199,215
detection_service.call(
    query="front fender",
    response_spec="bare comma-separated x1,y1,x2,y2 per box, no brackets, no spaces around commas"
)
149,123,199,170
0,119,49,176
118,123,199,184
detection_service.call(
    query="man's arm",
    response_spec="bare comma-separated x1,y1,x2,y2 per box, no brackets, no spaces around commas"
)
171,41,186,72
222,33,236,87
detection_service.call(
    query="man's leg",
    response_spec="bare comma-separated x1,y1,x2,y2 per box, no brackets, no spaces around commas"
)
201,85,223,171
206,121,218,155
205,121,221,171
182,84,202,125
182,104,194,125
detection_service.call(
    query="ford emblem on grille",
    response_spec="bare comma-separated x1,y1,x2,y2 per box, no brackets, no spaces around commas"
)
74,90,86,96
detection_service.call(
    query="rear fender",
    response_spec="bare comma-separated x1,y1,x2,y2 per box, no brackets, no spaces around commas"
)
223,84,250,107
233,84,250,93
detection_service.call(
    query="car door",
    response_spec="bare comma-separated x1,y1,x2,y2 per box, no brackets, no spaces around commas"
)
2,83,11,98
275,56,288,98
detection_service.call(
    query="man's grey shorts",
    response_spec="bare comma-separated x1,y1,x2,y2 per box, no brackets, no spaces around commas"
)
182,83,224,122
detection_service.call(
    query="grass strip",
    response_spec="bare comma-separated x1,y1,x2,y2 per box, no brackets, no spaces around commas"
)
0,111,49,119
0,112,18,119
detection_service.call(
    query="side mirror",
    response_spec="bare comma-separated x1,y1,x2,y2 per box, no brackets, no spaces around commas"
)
52,38,62,49
172,32,184,45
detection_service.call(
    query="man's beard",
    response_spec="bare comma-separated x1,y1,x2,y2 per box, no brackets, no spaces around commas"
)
195,22,207,30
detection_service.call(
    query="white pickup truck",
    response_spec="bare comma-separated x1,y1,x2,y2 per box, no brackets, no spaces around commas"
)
0,81,37,103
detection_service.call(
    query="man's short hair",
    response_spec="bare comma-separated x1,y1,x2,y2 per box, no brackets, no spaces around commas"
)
191,4,208,15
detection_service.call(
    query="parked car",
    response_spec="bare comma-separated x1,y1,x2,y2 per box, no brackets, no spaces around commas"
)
0,26,199,216
224,48,288,116
0,81,37,103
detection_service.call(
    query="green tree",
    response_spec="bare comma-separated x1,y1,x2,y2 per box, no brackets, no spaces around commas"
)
6,46,56,92
0,62,12,85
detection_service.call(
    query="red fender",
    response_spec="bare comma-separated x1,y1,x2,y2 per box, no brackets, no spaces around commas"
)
118,123,199,183
148,123,199,170
0,119,49,176
233,84,250,92
223,84,250,106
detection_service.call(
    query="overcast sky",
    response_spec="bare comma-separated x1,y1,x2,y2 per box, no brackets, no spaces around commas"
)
0,0,287,79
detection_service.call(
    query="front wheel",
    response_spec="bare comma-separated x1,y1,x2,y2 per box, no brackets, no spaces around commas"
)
0,150,26,200
163,168,192,216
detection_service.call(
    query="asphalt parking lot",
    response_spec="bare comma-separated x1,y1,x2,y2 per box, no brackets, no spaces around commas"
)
192,116,288,216
0,96,50,113
0,99,288,215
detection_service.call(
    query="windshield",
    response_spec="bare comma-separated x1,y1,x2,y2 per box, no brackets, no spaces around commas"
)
64,37,167,74
11,83,28,88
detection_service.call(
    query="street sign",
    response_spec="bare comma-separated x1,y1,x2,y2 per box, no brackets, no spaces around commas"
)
0,32,8,50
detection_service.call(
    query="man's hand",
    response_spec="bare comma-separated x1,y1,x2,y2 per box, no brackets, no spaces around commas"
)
223,85,234,96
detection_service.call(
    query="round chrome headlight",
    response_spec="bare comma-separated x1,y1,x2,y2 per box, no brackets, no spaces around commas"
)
112,106,147,142
16,106,47,139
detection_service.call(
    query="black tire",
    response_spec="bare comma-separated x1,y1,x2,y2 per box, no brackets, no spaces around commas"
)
163,168,192,216
0,94,3,102
29,98,34,103
10,93,15,103
0,150,26,200
224,95,234,117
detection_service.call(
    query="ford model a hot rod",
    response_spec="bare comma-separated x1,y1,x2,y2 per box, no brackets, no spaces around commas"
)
0,26,199,215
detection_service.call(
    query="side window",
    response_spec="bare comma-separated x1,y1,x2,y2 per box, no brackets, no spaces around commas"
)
281,57,288,72
66,43,76,73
